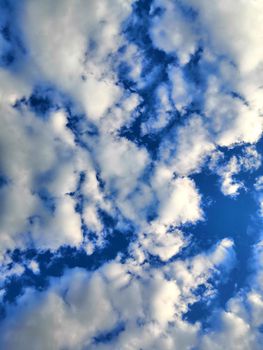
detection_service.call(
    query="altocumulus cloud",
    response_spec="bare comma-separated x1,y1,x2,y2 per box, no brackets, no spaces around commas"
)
0,0,263,349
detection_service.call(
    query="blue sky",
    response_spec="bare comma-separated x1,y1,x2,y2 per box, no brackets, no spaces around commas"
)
0,0,263,349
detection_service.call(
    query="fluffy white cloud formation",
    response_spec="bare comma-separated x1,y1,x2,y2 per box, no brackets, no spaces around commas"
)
209,146,261,196
153,174,202,226
0,0,138,255
0,0,263,348
159,115,215,176
20,0,132,120
0,237,235,350
149,0,263,176
150,0,197,65
1,0,262,254
198,236,263,350
0,93,85,253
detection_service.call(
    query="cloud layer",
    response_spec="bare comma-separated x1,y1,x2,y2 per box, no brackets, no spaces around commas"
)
0,0,263,349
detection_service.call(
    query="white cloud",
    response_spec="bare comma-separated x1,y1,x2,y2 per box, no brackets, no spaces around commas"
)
0,240,235,350
159,115,215,176
254,176,263,191
200,309,261,350
153,175,203,227
119,43,143,83
199,279,263,350
168,66,191,112
20,0,132,121
196,210,263,350
1,0,261,255
187,0,263,74
150,0,263,152
167,238,235,303
150,0,197,64
140,227,186,262
209,145,261,196
204,76,263,147
28,260,40,274
0,100,85,252
0,269,118,350
140,83,173,135
0,263,25,287
91,134,150,224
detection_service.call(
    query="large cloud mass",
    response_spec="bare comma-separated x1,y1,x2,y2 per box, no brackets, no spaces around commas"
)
0,0,263,349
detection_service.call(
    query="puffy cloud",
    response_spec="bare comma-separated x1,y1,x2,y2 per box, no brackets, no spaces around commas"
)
204,76,263,147
0,238,235,350
200,309,262,350
209,146,261,196
150,0,263,155
128,168,204,262
196,201,263,350
27,260,40,274
139,227,186,262
168,65,192,112
1,0,262,256
91,133,150,223
198,256,263,350
0,269,118,350
166,238,236,304
159,115,215,175
150,0,197,64
0,262,25,287
0,0,141,255
187,0,263,74
254,176,263,191
141,83,173,135
0,99,84,252
153,175,203,227
20,0,132,121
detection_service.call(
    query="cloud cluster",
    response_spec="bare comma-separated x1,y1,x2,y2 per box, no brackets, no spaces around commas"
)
149,0,263,176
0,0,138,255
0,0,263,348
209,146,261,196
0,237,236,350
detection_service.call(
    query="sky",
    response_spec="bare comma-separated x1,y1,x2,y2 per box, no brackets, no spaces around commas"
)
0,0,263,349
